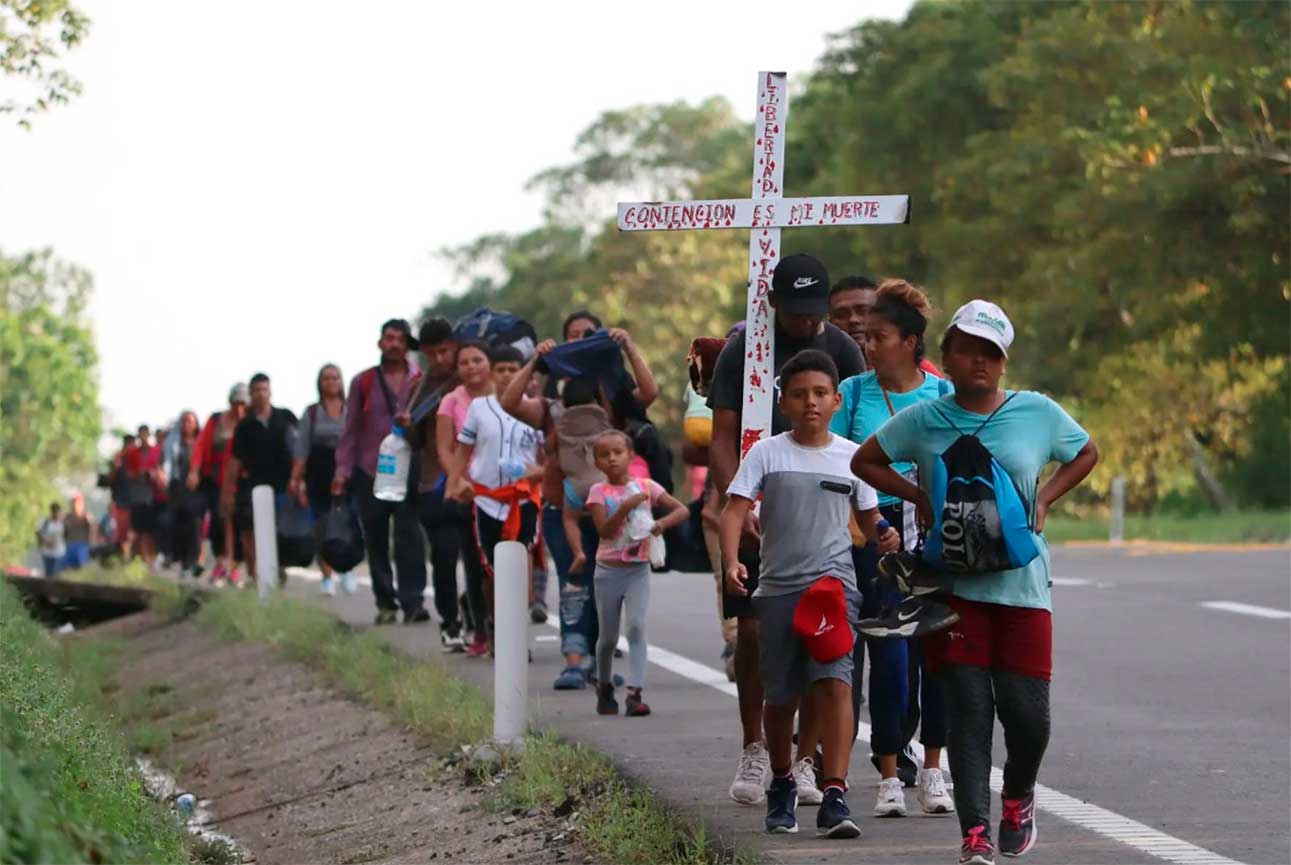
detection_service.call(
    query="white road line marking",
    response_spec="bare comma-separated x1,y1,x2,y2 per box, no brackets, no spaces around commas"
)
289,566,1246,865
1051,577,1091,586
1201,601,1291,620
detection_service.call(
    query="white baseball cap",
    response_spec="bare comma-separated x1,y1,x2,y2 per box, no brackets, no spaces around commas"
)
946,299,1014,357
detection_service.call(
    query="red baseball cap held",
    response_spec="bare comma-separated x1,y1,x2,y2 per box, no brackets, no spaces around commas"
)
791,577,854,663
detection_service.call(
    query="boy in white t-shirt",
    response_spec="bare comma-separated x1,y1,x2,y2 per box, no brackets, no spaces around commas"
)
36,502,66,578
721,349,898,839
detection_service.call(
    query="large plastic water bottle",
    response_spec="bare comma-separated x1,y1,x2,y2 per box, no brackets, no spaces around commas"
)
373,425,410,502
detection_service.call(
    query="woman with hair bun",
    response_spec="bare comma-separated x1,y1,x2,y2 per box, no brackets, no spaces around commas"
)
830,278,956,819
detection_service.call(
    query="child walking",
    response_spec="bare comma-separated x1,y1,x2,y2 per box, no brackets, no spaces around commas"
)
586,430,688,717
720,349,898,839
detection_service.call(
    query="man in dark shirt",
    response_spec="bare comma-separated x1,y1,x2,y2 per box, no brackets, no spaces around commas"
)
222,372,298,585
707,253,864,804
407,316,465,644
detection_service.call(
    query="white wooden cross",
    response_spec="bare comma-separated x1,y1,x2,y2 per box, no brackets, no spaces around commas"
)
617,71,909,456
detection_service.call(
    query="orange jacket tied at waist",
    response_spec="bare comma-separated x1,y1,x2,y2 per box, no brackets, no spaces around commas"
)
472,480,541,540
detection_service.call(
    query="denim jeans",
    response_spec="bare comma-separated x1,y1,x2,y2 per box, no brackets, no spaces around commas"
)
63,542,91,570
541,505,599,659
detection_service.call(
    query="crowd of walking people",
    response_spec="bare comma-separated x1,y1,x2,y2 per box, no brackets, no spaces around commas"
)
70,252,1097,865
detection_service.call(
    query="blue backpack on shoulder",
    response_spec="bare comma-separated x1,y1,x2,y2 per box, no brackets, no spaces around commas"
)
923,393,1040,574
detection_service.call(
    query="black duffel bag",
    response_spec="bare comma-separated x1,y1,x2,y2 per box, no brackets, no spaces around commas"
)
276,495,317,568
318,499,364,573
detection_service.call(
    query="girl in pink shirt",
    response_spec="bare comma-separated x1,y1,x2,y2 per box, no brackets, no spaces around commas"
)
586,430,687,718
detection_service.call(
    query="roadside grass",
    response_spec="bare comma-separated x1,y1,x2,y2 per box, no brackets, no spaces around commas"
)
0,580,190,864
494,733,744,865
197,590,492,750
195,589,753,865
1045,508,1291,545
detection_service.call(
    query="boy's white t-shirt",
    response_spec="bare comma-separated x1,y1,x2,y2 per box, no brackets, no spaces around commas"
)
37,518,66,558
727,432,878,597
458,395,541,522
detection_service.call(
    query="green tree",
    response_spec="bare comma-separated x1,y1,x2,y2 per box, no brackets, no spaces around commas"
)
424,0,1290,509
0,249,102,562
425,98,753,436
1,0,91,127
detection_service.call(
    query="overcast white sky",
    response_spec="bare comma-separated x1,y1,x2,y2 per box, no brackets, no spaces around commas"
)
0,0,913,440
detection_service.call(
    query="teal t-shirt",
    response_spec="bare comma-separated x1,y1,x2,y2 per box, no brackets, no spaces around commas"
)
875,391,1090,611
830,370,950,507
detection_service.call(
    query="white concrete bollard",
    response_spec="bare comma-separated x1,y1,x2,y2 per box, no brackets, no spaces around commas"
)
492,540,528,745
1109,475,1126,544
251,485,279,601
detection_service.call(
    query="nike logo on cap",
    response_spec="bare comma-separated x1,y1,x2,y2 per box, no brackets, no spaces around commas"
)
897,607,920,622
814,614,834,637
793,277,819,289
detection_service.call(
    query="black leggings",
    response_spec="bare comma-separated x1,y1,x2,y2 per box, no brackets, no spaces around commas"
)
202,478,240,560
419,488,464,630
465,502,539,634
171,506,203,570
940,664,1051,835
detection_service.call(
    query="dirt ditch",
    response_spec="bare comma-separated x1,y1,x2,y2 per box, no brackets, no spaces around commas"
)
97,614,586,865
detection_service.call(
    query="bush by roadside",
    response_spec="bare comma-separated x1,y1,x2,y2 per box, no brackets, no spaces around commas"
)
0,581,190,864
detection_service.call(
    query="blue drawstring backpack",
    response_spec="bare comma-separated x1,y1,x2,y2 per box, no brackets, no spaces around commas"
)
923,394,1040,574
453,307,537,360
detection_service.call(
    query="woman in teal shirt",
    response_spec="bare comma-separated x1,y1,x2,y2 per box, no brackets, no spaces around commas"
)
852,299,1098,865
831,280,955,819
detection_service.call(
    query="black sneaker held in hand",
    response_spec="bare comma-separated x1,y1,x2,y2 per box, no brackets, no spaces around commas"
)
857,595,960,639
879,549,956,594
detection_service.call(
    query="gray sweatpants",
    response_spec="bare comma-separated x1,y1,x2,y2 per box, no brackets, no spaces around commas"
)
594,560,651,689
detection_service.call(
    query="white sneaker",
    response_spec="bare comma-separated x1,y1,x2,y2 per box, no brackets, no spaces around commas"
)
792,757,823,806
875,777,907,817
319,576,337,596
917,767,955,815
339,572,357,594
729,742,771,805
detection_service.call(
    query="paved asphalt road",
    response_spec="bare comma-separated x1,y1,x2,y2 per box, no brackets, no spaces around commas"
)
277,545,1290,865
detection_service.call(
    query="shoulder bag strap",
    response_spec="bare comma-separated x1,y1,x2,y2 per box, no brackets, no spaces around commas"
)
880,385,897,418
374,369,397,418
928,402,965,435
970,392,1018,437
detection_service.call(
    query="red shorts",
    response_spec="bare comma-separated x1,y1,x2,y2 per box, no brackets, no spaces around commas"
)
110,503,131,543
924,596,1053,681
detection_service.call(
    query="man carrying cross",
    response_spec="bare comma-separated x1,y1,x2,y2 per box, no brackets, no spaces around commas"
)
708,254,864,806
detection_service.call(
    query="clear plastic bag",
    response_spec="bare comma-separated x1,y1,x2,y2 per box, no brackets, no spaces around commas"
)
624,482,655,541
648,533,667,569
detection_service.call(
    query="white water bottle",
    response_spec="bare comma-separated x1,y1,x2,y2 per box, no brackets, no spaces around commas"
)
373,425,410,502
